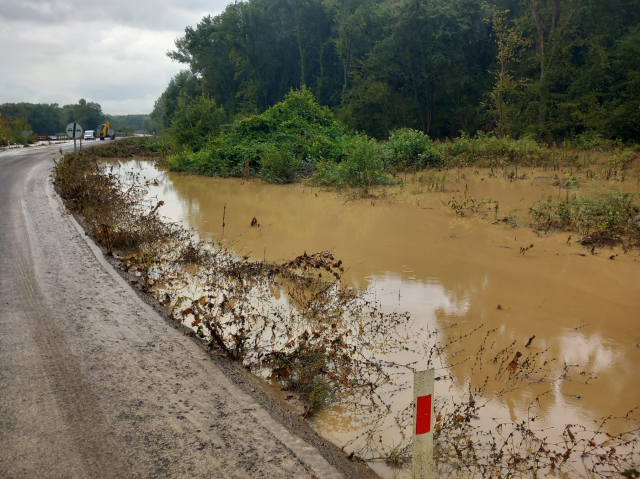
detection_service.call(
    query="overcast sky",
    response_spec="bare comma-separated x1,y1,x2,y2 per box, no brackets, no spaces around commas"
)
0,0,231,114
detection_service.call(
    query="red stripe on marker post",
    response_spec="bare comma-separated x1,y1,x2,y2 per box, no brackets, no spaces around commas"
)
413,369,434,478
416,394,432,435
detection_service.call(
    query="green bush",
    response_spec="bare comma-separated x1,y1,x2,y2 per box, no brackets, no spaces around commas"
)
259,144,302,183
311,134,392,193
166,139,234,176
168,88,346,182
385,128,441,169
562,130,621,151
169,95,227,153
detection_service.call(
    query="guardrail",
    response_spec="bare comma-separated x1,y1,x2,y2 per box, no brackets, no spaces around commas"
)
37,134,70,141
35,132,137,141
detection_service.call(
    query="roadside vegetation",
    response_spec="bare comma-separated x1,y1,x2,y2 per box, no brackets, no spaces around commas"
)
53,149,409,418
78,136,171,159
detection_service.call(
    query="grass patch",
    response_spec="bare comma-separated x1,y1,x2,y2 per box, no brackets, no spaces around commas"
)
79,136,171,159
530,191,640,248
438,132,550,167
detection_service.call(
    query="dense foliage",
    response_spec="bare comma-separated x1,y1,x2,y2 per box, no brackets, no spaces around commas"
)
165,86,579,185
169,95,227,152
311,134,391,191
385,128,442,169
167,88,348,182
0,99,104,138
155,0,639,142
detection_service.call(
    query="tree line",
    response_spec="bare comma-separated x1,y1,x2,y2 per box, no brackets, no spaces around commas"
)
149,0,640,142
0,100,149,145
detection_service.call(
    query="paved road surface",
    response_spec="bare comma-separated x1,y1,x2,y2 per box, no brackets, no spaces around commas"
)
0,144,348,478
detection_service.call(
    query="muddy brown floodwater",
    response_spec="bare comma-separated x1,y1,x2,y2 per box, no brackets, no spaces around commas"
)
111,160,640,478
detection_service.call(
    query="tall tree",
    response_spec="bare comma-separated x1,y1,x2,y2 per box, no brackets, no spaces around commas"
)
63,99,105,130
485,5,530,136
525,0,585,129
322,0,373,93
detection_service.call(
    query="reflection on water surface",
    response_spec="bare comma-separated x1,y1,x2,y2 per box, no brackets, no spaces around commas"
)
114,160,640,478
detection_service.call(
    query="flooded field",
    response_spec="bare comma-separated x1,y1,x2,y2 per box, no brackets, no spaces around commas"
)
112,159,639,478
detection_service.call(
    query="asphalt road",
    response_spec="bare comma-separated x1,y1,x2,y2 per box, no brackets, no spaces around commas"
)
0,144,353,479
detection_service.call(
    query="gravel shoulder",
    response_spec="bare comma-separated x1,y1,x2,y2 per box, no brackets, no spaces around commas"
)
0,145,376,479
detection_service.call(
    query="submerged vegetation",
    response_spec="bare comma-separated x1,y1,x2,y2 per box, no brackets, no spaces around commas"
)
530,191,640,249
54,150,409,416
310,134,393,193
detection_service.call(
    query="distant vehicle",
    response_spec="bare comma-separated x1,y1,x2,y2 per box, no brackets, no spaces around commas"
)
84,130,95,140
96,121,116,140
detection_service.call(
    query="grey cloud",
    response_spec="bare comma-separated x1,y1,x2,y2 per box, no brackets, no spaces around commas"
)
0,0,227,31
0,0,230,114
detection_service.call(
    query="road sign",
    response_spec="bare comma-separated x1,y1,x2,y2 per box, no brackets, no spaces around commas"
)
413,369,434,479
21,130,29,139
107,128,114,137
66,122,83,139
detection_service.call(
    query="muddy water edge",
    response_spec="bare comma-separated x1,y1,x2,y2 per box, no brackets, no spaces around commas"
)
109,159,640,478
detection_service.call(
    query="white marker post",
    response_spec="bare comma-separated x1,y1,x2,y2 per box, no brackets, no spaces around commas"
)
413,369,434,479
66,122,83,156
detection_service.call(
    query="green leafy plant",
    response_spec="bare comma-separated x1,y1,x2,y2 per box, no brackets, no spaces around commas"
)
169,95,227,153
311,134,393,193
552,171,580,188
259,144,301,183
385,128,441,170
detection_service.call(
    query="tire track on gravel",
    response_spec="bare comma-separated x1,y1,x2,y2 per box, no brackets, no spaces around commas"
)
6,170,129,478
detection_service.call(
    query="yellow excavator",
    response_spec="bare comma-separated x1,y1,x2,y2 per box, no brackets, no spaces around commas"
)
96,121,116,140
